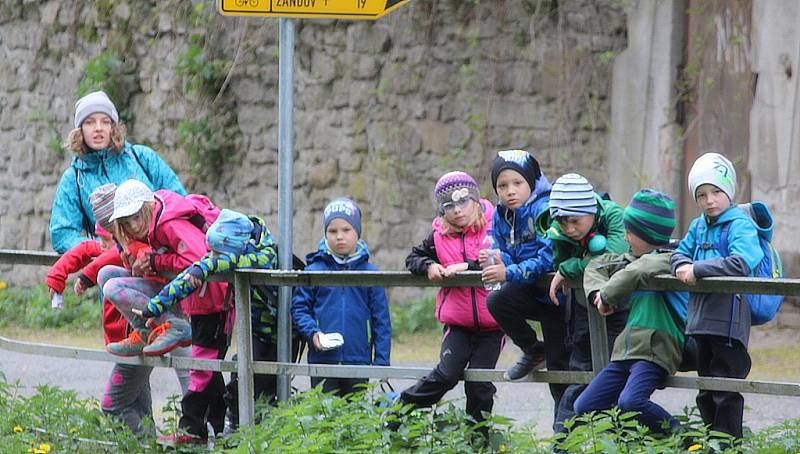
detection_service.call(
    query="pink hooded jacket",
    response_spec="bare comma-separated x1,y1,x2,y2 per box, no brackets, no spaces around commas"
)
147,190,227,315
432,199,500,331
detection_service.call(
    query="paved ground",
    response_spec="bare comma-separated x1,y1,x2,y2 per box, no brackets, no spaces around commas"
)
1,349,798,436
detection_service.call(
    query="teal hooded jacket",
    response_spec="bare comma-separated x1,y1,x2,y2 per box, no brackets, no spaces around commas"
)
49,142,186,253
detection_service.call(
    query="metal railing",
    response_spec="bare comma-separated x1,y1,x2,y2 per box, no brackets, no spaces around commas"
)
1,249,799,429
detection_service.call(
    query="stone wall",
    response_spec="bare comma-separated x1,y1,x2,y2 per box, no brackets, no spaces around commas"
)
0,0,627,289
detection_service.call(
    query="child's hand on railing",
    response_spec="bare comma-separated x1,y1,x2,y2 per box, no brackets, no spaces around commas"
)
675,264,696,285
426,263,446,282
549,271,569,305
442,262,468,277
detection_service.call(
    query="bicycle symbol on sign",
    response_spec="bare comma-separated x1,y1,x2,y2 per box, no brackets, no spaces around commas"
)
234,0,258,7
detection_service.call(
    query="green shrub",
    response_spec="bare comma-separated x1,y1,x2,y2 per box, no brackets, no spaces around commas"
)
390,293,440,337
222,385,516,453
0,284,102,331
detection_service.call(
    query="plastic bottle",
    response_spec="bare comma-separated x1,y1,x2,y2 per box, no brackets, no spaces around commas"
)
51,292,64,309
482,233,502,291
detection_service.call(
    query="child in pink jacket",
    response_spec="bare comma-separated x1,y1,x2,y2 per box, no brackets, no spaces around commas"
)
108,179,227,445
396,171,503,429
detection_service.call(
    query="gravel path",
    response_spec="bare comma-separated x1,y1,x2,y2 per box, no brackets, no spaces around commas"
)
2,349,798,435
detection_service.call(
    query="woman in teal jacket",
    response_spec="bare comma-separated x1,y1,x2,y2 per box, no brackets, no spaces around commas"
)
50,91,185,253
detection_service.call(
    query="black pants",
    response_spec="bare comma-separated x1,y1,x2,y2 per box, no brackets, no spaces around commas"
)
310,376,369,397
180,312,229,438
487,282,570,423
555,297,628,432
224,335,301,427
400,325,504,422
693,334,751,438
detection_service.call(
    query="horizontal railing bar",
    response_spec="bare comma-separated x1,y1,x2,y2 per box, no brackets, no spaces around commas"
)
3,250,797,295
224,269,800,296
3,336,797,395
0,249,60,266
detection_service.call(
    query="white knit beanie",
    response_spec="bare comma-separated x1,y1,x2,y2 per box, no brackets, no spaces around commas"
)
687,152,736,201
74,91,119,128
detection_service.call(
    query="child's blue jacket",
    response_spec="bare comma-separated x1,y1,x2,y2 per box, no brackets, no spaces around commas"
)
291,239,391,366
491,174,554,285
671,205,763,346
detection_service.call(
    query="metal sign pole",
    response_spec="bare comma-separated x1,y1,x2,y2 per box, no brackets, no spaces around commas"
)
276,17,295,403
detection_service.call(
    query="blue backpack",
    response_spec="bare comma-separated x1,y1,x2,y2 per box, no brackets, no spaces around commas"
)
701,201,784,325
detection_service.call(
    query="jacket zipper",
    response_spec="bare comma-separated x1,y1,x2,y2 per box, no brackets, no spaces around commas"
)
461,234,480,331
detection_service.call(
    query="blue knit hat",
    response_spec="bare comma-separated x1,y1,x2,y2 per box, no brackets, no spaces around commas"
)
549,173,598,217
623,189,676,246
323,197,362,237
490,149,542,194
206,209,254,257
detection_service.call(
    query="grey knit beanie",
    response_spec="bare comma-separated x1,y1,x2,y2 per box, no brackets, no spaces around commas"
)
89,183,117,230
549,173,598,218
74,91,119,128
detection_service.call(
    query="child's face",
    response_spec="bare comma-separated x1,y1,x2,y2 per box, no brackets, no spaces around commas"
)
442,198,478,228
695,184,730,218
118,211,149,240
495,169,531,209
80,113,113,151
99,236,116,251
325,218,358,256
624,230,656,257
557,215,595,241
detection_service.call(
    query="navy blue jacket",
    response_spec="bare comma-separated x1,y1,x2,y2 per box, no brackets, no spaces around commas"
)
291,239,391,366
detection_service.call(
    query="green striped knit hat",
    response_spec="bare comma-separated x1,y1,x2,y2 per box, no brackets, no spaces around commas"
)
623,189,676,246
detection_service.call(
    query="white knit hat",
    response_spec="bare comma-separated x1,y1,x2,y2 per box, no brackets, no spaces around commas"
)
74,91,119,128
549,173,598,217
109,179,154,222
687,152,736,201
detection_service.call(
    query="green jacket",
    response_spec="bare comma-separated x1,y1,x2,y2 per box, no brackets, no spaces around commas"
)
542,195,628,280
584,252,685,375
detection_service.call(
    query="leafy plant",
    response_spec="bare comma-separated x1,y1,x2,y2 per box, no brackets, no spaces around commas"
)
0,284,101,331
390,293,440,338
75,51,137,125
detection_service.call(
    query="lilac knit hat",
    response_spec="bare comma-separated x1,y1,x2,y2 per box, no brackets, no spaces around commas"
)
434,171,480,211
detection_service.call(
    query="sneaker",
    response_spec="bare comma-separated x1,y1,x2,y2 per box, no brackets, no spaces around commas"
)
142,319,192,356
106,329,150,356
503,342,546,381
156,432,207,448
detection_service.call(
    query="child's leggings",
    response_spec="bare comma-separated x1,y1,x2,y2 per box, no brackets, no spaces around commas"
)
97,266,191,432
100,265,185,331
180,311,230,438
400,325,504,423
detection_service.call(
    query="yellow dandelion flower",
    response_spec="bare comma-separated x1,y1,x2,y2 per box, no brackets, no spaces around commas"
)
0,281,7,289
34,450,45,454
27,449,34,453
69,427,77,433
13,425,23,433
499,444,507,452
688,444,702,452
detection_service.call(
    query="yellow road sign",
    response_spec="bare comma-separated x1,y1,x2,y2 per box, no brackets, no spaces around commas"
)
218,0,409,20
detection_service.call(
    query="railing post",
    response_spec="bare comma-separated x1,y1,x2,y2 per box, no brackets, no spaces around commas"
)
234,272,255,426
578,290,610,374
